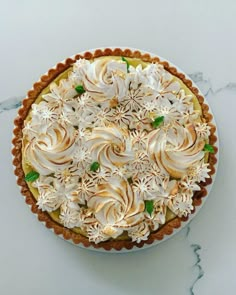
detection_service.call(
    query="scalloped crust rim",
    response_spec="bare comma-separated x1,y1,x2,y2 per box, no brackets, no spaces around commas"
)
12,48,218,251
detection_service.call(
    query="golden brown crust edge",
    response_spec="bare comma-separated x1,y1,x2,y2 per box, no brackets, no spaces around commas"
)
12,48,218,251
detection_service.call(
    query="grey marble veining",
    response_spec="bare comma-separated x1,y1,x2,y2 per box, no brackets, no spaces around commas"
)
190,244,204,295
190,72,236,96
0,96,23,113
189,72,212,96
185,224,204,295
214,82,236,94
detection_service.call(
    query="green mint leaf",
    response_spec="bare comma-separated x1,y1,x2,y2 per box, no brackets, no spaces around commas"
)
152,116,164,128
25,171,39,182
121,56,130,73
90,162,100,172
145,200,154,216
204,144,214,153
75,85,85,94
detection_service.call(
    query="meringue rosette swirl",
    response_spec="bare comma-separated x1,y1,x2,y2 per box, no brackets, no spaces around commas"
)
87,178,145,229
87,126,134,171
73,57,127,103
21,55,214,245
147,123,205,178
24,123,78,175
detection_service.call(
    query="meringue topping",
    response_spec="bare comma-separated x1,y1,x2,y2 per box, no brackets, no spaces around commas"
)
22,56,212,243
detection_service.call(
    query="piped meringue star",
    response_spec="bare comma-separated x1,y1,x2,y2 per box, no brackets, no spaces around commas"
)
187,160,211,182
36,185,63,212
129,109,152,131
106,106,133,128
127,151,151,176
31,101,60,126
195,122,211,139
127,222,150,243
130,129,148,150
59,201,81,228
43,79,77,106
92,107,113,127
170,89,193,111
72,144,91,172
168,193,194,217
132,176,158,200
153,97,182,124
111,165,132,179
75,177,95,204
54,164,80,185
179,176,201,193
87,166,112,184
86,223,110,244
35,176,80,212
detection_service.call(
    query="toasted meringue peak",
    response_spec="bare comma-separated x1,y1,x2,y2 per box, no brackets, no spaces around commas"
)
127,222,150,243
168,192,194,217
86,223,110,244
59,201,81,229
195,122,211,139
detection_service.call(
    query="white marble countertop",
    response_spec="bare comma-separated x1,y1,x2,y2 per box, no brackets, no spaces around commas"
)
1,1,236,294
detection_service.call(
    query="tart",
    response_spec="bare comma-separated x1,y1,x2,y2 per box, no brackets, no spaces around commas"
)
12,48,218,251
